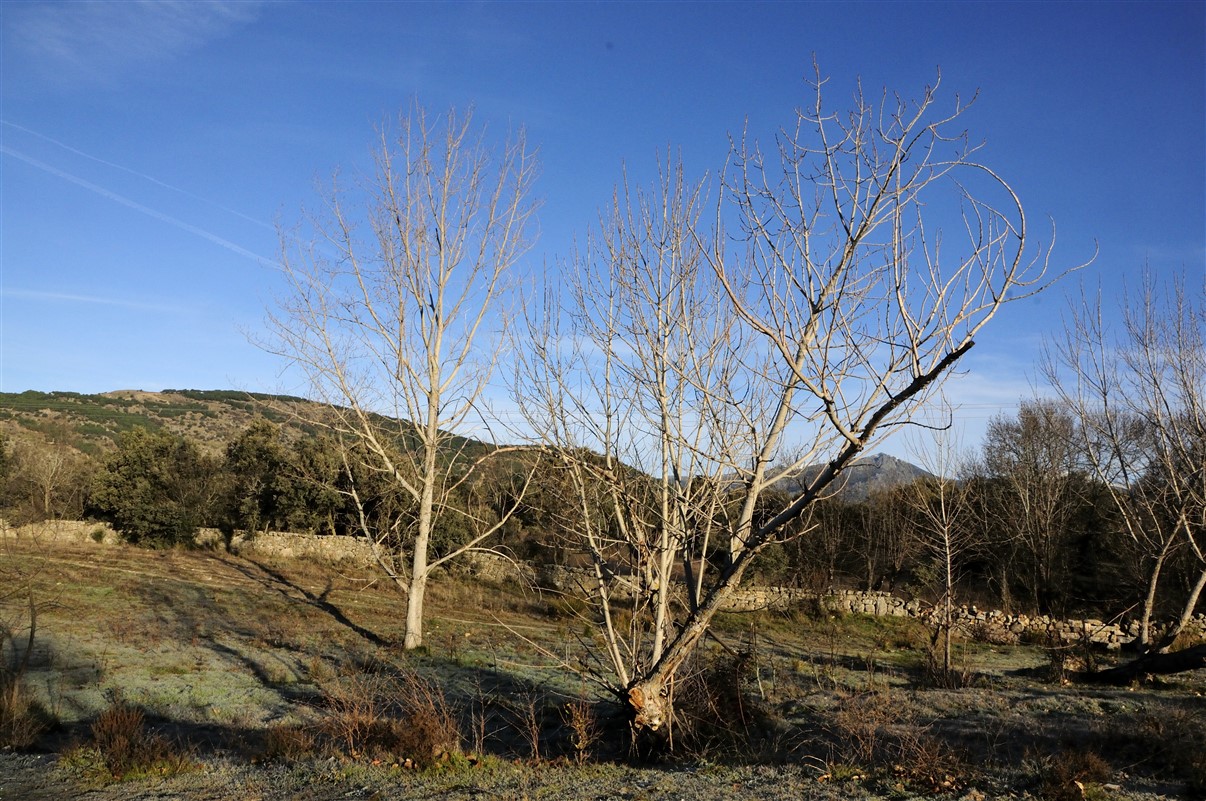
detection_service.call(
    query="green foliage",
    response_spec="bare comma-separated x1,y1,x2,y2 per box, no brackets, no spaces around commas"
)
164,388,310,404
88,427,223,547
222,419,292,540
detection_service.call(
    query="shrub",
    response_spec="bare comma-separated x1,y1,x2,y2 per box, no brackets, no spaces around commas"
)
90,695,194,780
670,650,782,761
88,427,222,547
561,695,601,764
317,667,461,767
822,684,965,792
263,723,317,762
0,672,53,749
1037,749,1113,801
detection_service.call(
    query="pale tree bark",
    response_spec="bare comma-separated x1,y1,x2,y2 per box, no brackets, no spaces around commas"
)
520,64,1085,743
267,104,539,650
517,159,760,693
905,425,972,675
1043,272,1206,652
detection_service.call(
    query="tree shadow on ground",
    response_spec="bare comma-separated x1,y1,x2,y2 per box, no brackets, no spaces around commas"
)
219,555,390,648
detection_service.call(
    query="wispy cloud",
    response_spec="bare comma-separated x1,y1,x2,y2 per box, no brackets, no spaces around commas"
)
9,0,262,84
1,145,278,268
2,288,185,314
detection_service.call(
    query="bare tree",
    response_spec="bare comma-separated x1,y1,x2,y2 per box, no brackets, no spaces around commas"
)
854,484,922,593
517,158,757,695
269,105,539,649
905,427,972,675
979,399,1085,615
521,65,1084,741
5,441,89,524
1044,271,1205,650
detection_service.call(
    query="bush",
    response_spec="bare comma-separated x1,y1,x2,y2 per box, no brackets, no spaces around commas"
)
88,427,223,547
561,695,601,764
0,672,53,749
670,650,782,761
1037,749,1113,801
823,685,965,793
263,723,317,762
316,667,461,767
90,695,194,780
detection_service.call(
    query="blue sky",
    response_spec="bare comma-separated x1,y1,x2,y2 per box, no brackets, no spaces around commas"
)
1,1,1203,458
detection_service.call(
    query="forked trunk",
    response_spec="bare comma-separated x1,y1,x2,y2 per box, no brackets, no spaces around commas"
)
626,676,672,737
623,561,751,738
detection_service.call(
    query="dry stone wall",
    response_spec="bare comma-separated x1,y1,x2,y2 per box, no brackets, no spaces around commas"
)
721,586,1206,650
7,522,1202,650
539,563,1205,651
233,531,376,565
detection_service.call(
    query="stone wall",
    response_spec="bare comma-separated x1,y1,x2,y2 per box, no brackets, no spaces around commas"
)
233,531,377,566
720,586,1206,650
537,562,1206,652
1,519,120,545
7,521,1202,650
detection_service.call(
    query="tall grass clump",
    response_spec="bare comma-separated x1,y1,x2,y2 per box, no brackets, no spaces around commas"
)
88,694,194,780
315,665,462,767
0,671,53,749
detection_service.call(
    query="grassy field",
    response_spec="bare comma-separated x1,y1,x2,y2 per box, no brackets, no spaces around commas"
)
1,531,1204,800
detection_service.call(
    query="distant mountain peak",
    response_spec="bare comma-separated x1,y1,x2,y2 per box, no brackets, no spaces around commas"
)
776,452,932,501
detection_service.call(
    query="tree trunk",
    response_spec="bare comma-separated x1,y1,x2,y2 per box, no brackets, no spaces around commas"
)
404,568,428,650
1077,644,1206,685
405,467,433,650
1138,548,1171,648
624,555,756,739
943,592,953,674
1169,566,1206,646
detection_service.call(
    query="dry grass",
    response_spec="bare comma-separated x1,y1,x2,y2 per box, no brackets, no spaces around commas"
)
0,672,53,748
88,694,195,780
311,664,462,767
2,536,1205,800
1034,749,1114,801
561,694,601,764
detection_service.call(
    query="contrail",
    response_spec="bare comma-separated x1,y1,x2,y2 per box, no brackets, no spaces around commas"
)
1,144,280,269
0,120,274,231
2,288,185,313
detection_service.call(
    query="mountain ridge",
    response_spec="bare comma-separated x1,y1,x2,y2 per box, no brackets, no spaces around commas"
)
0,389,930,497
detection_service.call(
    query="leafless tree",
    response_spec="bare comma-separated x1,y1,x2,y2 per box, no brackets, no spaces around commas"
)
1043,271,1205,650
520,64,1084,741
517,158,758,695
5,441,89,524
855,484,922,593
979,399,1085,615
905,426,972,675
268,105,539,649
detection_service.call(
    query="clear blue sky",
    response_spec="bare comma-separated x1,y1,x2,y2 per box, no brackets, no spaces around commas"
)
2,1,1203,457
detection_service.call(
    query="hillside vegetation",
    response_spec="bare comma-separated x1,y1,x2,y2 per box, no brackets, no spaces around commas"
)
0,389,317,456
